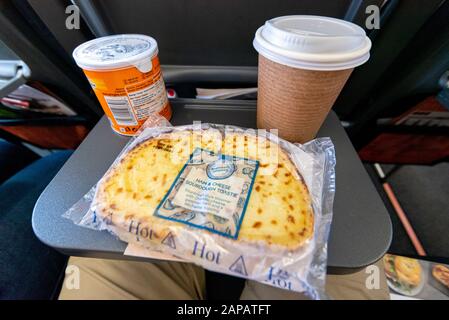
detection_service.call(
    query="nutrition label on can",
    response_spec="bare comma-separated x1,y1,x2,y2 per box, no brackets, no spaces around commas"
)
103,95,137,126
126,78,168,120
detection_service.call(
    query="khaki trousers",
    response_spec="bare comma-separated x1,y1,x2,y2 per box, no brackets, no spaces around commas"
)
59,256,389,300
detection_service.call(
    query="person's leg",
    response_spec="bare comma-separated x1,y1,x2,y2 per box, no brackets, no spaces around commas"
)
325,259,390,300
59,256,206,300
240,258,390,300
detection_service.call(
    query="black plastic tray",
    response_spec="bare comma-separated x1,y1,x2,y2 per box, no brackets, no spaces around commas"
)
32,99,392,270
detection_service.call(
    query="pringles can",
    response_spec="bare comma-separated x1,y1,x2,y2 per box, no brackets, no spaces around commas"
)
73,34,172,136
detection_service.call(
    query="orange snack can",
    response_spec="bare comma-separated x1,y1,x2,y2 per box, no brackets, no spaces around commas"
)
73,34,172,136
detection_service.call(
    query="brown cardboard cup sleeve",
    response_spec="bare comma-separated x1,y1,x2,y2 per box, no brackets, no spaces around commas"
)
257,55,353,143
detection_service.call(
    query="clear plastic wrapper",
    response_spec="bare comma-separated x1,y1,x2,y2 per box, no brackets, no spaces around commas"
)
63,117,336,299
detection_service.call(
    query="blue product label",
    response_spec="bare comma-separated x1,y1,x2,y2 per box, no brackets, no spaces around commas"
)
154,148,259,238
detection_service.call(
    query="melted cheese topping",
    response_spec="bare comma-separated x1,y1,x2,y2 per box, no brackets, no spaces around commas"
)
96,129,314,249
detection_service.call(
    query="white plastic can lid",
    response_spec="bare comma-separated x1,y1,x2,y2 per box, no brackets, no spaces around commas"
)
253,15,372,71
73,34,158,72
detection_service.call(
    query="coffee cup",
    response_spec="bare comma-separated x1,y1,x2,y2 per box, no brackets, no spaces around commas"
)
253,15,371,142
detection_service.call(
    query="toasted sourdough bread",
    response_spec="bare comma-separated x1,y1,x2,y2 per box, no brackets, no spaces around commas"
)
95,128,314,250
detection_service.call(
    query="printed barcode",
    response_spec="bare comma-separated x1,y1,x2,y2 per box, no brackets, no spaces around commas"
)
104,96,137,126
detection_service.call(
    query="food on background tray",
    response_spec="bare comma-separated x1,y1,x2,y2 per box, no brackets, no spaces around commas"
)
96,128,314,250
432,264,449,288
383,254,423,295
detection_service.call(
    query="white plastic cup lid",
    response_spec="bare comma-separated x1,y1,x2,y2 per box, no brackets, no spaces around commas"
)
253,15,372,71
73,34,158,72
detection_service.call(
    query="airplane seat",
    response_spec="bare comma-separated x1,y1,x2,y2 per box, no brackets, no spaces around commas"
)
0,139,39,184
0,150,72,299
